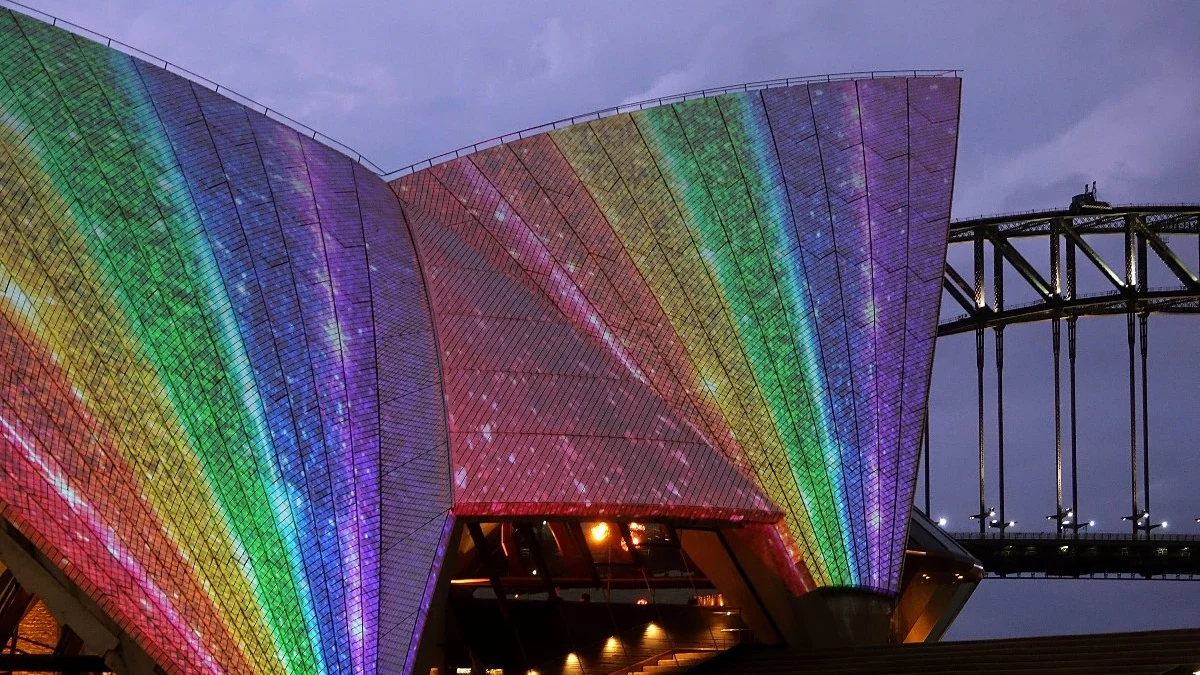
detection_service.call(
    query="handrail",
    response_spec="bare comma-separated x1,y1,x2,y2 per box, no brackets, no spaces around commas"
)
951,204,1200,229
0,1,958,179
611,648,722,675
949,531,1200,543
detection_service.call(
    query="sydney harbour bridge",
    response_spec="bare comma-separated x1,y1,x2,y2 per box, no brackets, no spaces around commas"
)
926,202,1200,580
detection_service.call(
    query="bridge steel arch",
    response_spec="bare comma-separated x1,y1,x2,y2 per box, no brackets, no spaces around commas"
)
926,205,1200,580
940,206,1200,336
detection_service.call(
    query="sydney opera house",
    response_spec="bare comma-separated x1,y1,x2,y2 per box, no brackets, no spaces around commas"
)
0,6,985,675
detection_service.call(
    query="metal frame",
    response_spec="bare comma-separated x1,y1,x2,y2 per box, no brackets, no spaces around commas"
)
940,206,1200,334
932,205,1200,552
950,531,1200,580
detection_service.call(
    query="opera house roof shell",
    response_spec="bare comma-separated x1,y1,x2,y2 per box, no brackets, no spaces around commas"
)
0,6,958,674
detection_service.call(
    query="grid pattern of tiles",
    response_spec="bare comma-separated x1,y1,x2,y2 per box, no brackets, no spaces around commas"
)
0,9,448,675
0,4,959,671
391,78,959,593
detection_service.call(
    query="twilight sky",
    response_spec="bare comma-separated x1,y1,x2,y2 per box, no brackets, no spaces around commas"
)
18,0,1200,640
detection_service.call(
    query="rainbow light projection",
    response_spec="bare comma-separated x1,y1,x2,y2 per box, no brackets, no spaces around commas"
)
0,9,449,675
392,78,960,592
0,6,960,674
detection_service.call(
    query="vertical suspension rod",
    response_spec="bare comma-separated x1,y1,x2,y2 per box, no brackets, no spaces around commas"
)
974,231,986,535
1140,313,1150,518
1137,223,1150,520
1052,319,1063,532
1068,317,1079,538
1125,216,1139,538
1066,231,1080,538
994,242,1006,537
976,327,985,535
1127,313,1138,538
1051,223,1063,533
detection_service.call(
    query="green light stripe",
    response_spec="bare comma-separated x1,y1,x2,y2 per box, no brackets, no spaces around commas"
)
2,15,320,673
637,98,853,581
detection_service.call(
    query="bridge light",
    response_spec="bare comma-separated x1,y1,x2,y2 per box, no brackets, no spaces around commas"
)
937,517,948,527
970,507,996,521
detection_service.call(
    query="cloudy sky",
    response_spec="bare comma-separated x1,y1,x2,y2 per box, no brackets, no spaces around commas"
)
18,0,1200,640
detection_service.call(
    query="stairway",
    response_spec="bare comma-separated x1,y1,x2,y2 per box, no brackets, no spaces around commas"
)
627,649,719,675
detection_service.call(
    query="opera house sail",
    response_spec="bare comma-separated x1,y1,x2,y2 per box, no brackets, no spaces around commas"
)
0,6,960,675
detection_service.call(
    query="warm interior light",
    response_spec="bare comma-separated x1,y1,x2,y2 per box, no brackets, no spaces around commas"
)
589,522,610,543
635,597,649,606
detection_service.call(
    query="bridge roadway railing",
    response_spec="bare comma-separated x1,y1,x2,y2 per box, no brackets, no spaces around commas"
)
947,531,1200,580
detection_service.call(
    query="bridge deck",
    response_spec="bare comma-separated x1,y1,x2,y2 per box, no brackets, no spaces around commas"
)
949,532,1200,579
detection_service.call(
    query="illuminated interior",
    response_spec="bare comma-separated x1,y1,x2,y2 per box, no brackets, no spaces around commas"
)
437,519,748,675
0,562,90,674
